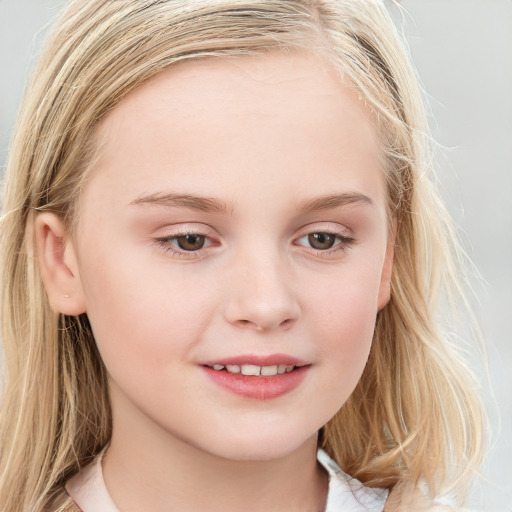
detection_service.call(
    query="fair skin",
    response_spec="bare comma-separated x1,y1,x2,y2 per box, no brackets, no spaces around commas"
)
36,51,394,511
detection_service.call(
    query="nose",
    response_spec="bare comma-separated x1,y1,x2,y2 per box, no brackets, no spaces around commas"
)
223,249,301,332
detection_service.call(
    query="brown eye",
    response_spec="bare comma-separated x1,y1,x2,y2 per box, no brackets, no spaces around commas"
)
176,234,206,251
307,233,336,250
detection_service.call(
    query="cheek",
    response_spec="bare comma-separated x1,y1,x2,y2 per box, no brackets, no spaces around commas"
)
305,265,381,394
309,262,381,339
77,249,218,375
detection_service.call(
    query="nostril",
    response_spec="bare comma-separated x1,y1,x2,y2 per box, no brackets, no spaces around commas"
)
236,319,264,331
235,317,296,332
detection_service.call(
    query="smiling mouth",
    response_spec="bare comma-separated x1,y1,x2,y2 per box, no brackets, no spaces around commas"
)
205,364,304,376
201,359,310,399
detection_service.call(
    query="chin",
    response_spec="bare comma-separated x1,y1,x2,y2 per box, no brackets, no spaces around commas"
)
195,427,318,463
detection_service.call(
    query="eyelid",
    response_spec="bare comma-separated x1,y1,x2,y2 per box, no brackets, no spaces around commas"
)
152,222,355,259
294,221,353,240
295,232,354,249
153,224,220,258
293,223,355,256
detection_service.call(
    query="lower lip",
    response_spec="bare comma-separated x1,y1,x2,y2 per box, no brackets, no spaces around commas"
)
201,366,310,400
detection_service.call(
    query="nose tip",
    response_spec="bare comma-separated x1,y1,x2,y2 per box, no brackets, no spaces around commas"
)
223,263,301,333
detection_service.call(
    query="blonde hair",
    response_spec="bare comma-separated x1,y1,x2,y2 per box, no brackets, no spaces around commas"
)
0,1,483,510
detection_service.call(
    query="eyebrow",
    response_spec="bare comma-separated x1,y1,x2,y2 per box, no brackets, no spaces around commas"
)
296,193,373,212
130,191,373,214
130,193,231,214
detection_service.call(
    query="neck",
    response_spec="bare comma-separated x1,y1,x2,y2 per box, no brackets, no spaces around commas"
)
102,388,328,512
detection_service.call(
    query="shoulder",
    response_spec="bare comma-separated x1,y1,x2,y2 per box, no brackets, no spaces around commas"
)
384,484,467,512
43,485,82,512
317,449,388,511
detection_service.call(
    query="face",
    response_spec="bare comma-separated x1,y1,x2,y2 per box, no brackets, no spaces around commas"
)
67,51,393,461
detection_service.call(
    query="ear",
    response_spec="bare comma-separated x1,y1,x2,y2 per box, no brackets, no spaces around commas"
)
34,212,87,315
377,224,396,311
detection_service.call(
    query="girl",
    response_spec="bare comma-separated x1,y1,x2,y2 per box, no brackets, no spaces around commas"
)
0,1,484,511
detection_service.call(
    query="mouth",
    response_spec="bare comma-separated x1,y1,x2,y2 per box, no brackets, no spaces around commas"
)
200,355,310,400
204,363,304,376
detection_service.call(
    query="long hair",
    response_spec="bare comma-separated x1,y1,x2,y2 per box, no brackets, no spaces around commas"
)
0,1,483,510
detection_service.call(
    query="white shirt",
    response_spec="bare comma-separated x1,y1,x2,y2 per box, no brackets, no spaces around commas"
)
66,448,389,512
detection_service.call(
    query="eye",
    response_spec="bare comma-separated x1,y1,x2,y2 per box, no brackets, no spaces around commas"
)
295,230,354,255
154,228,217,258
175,233,206,251
307,232,337,250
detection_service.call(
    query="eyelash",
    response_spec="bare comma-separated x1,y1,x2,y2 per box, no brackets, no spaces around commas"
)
154,229,355,258
295,231,355,256
155,229,215,258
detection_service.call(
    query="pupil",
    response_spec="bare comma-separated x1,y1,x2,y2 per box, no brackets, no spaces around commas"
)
308,232,335,250
177,234,205,251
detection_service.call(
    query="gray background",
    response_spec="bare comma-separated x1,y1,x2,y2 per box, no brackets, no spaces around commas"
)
0,1,510,510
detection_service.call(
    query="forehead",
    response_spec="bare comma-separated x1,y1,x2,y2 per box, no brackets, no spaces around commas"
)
103,50,359,115
96,50,379,149
86,51,384,213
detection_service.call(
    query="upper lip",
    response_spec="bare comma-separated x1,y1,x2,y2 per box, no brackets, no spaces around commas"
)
201,354,309,367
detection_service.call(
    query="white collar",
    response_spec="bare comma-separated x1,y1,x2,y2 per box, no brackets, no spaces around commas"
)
66,453,117,512
66,449,388,512
317,449,388,511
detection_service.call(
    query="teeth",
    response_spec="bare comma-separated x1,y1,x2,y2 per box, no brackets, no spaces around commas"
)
210,364,296,376
241,364,260,376
260,365,278,376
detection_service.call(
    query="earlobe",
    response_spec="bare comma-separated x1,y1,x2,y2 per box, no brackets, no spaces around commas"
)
377,225,396,311
34,213,87,315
